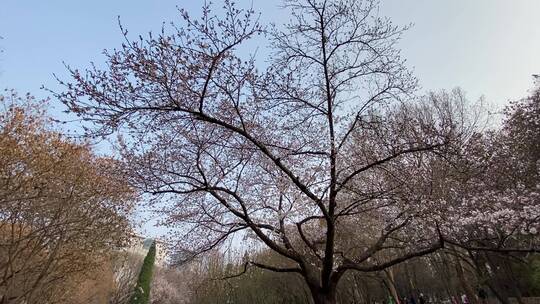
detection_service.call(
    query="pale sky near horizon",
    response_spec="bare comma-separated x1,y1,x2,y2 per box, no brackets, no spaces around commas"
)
1,0,539,237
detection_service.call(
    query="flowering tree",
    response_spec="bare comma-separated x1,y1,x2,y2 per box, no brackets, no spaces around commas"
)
150,267,187,304
56,1,539,303
419,81,540,304
426,83,540,251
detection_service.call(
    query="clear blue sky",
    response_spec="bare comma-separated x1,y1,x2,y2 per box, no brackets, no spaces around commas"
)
2,0,539,108
1,0,539,237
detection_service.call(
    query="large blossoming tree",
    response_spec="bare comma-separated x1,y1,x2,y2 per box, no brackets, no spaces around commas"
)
438,82,540,249
56,1,539,302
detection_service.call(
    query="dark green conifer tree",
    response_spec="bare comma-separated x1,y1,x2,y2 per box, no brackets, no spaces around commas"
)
130,241,156,304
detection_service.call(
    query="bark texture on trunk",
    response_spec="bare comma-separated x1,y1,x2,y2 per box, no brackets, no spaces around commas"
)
312,293,337,304
310,286,337,304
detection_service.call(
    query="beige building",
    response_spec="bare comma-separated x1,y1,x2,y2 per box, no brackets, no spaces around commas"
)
128,234,170,265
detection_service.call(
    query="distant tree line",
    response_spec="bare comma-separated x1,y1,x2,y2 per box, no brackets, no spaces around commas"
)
169,246,540,304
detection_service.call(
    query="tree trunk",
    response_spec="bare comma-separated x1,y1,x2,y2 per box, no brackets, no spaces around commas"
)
452,251,478,304
310,287,338,304
312,293,337,304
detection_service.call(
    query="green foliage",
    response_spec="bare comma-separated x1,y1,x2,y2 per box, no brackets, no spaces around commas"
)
130,241,156,304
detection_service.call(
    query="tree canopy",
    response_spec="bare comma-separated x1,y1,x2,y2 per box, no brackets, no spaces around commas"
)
55,1,540,303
